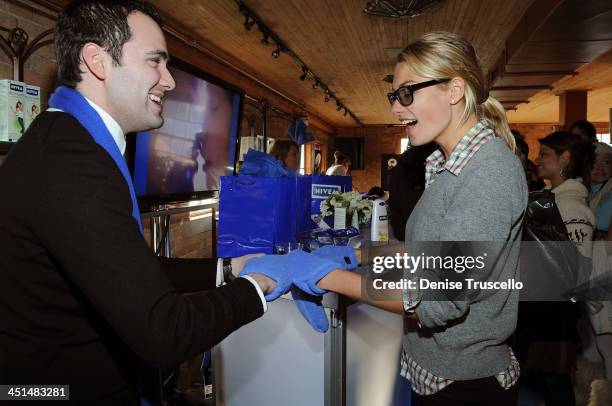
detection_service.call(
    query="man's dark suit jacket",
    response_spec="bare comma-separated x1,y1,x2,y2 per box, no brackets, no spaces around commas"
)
0,112,264,404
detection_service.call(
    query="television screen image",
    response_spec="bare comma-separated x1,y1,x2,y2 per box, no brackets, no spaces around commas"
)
131,62,242,202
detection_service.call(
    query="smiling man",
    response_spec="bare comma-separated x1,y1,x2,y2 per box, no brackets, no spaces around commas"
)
0,1,279,404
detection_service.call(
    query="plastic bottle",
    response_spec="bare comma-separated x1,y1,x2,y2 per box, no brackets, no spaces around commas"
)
370,198,388,242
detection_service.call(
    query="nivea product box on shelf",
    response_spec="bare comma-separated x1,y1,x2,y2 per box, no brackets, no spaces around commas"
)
0,79,26,142
24,84,41,130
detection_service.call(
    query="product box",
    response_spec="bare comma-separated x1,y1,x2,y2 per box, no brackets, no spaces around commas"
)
24,84,41,130
0,79,26,143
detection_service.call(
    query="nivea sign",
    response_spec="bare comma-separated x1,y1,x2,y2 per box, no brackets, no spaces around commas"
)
26,88,39,96
312,183,341,200
10,83,24,92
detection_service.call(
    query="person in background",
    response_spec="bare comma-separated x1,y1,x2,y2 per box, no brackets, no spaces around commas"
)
570,119,598,144
388,142,437,241
536,132,595,256
512,129,545,191
532,132,596,406
367,185,385,199
269,139,300,172
326,150,351,175
583,142,612,392
589,142,612,240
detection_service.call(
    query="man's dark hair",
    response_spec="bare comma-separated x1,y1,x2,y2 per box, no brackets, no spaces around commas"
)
512,129,529,158
55,0,162,87
367,186,384,198
569,119,597,144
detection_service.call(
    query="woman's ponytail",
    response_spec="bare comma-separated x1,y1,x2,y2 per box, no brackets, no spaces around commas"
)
478,96,515,152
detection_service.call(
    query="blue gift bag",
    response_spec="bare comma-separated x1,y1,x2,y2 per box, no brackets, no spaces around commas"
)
218,176,314,257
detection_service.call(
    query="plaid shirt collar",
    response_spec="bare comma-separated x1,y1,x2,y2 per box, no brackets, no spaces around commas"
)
424,121,495,188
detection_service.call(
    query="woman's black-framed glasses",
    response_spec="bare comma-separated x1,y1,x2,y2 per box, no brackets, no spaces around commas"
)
387,79,450,107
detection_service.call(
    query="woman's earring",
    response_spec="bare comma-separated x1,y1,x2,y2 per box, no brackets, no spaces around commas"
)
560,167,566,178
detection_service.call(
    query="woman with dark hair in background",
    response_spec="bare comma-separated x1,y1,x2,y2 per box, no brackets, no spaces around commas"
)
529,131,596,406
325,150,351,175
269,139,300,171
536,132,596,255
570,119,598,144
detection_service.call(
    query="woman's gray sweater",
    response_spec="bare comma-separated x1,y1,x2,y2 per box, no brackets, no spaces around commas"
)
404,138,528,380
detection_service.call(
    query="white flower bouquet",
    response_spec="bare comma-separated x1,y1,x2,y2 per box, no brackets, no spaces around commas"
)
316,191,373,226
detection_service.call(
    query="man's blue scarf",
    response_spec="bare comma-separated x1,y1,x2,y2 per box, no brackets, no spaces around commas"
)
49,86,143,234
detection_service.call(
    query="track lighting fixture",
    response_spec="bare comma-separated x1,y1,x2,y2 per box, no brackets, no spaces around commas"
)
243,15,255,31
237,1,362,125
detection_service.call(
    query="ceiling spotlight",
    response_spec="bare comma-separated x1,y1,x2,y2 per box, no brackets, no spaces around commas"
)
312,80,319,89
261,33,269,45
299,67,308,81
324,94,330,102
243,15,255,31
272,47,281,58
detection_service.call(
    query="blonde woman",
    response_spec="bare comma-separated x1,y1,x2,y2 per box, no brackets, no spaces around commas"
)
312,32,527,405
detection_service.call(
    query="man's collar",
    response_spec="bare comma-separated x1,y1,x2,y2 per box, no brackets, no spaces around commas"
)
46,94,126,155
82,96,125,155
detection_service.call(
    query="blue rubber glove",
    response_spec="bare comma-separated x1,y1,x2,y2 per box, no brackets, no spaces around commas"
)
290,246,357,296
239,250,340,301
311,245,358,270
290,287,329,333
289,246,357,333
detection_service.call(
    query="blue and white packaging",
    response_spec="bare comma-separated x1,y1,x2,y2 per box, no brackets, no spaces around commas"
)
310,175,352,227
24,84,41,130
0,80,26,142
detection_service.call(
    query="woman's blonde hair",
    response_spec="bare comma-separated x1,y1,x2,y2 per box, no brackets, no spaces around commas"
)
397,31,515,151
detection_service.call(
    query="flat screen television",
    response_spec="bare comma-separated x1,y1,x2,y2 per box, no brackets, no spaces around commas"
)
127,59,243,208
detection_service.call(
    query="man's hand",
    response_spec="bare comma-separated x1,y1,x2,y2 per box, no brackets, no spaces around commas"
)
248,273,277,295
231,253,265,278
239,251,341,301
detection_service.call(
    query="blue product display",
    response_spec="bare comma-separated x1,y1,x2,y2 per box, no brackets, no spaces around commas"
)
297,227,362,252
218,176,315,257
310,175,352,228
238,148,296,178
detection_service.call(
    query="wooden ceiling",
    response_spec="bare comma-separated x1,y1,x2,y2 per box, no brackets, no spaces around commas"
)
507,47,612,123
149,0,533,127
33,0,612,127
